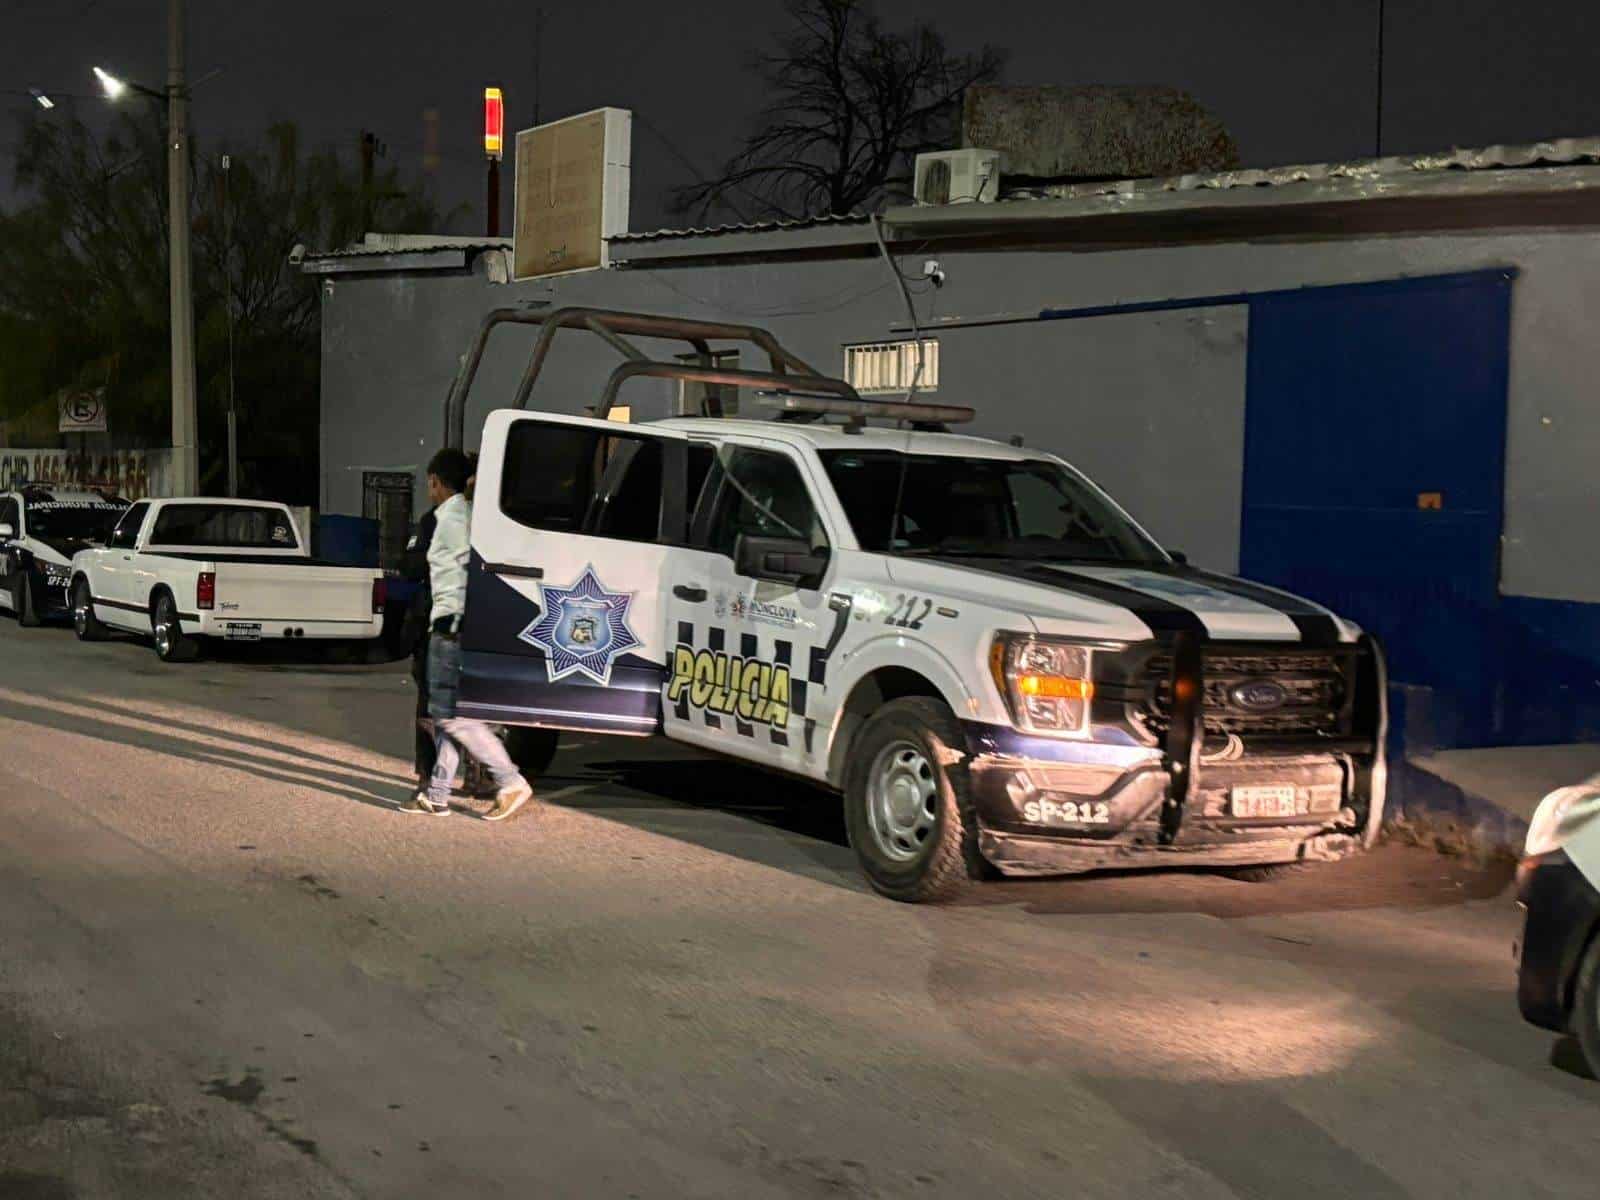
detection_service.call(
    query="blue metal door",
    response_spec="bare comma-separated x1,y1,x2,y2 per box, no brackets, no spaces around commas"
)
1239,270,1514,746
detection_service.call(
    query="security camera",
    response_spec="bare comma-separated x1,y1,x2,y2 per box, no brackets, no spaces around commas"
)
922,259,945,288
288,243,306,266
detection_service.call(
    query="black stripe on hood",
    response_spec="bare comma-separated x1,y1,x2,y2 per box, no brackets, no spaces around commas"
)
920,557,1344,645
1169,565,1342,647
924,558,1206,637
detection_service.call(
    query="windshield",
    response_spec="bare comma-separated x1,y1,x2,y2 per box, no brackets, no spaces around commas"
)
817,450,1167,565
23,499,128,543
149,504,300,550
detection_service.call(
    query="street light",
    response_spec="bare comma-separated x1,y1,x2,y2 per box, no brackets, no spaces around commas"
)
91,0,199,497
92,66,125,100
29,88,54,110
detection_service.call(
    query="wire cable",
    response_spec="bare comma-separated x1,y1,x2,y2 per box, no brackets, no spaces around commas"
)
872,213,928,551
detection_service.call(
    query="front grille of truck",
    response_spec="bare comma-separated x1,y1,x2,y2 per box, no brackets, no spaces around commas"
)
1139,648,1353,740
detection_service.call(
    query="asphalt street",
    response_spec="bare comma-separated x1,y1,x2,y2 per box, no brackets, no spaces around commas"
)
0,616,1595,1199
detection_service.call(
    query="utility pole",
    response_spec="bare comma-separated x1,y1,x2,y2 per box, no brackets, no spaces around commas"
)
532,8,545,128
223,153,237,498
360,130,376,233
1374,0,1385,158
168,0,198,496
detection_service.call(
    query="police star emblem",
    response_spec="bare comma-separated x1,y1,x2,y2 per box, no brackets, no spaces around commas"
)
519,565,642,686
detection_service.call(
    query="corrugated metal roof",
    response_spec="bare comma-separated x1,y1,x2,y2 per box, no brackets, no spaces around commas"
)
611,212,871,243
1001,136,1600,203
303,234,512,261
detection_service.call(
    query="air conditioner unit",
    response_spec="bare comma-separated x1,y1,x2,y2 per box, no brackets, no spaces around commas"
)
913,148,1002,206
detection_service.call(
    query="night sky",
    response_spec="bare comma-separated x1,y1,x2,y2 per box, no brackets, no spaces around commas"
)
5,0,1600,237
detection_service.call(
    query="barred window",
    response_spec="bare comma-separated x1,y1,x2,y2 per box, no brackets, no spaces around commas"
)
843,339,939,395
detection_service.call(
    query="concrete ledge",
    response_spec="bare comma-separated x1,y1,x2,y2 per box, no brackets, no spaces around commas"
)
1385,758,1531,861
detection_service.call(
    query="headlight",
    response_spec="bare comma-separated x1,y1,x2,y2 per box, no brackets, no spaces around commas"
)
1524,783,1600,858
989,634,1097,738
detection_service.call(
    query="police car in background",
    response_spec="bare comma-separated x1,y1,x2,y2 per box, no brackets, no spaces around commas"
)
0,486,129,626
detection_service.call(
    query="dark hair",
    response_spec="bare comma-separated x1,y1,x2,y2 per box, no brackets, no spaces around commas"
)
427,448,470,493
464,451,479,478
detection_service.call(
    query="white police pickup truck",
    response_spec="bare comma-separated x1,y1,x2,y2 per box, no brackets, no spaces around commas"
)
70,497,385,662
447,309,1386,901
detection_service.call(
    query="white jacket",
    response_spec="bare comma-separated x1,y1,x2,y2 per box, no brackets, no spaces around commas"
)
427,492,470,624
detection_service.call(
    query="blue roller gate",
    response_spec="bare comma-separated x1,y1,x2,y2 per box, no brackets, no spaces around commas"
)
1238,270,1515,748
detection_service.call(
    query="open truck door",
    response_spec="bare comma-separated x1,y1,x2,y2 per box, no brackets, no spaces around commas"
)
459,409,703,736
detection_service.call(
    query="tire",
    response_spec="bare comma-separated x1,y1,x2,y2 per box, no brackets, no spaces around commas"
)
151,591,200,663
843,696,987,903
1223,862,1312,883
1573,931,1600,1080
505,726,561,777
15,575,40,627
72,579,108,642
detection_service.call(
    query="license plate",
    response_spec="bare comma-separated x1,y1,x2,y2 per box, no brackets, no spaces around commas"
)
1231,785,1299,818
224,622,263,642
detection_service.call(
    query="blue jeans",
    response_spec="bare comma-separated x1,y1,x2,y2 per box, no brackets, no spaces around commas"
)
426,635,525,805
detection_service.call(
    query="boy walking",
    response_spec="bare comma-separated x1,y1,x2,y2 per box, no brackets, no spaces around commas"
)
401,448,533,821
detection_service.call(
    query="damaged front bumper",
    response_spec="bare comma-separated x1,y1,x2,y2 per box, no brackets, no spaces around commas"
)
961,634,1388,878
963,724,1367,875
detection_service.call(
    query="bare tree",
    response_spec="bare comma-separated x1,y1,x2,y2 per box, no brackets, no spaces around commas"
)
673,0,1004,222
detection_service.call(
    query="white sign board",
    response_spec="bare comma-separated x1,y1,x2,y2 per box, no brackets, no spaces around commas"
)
513,107,631,281
58,388,108,434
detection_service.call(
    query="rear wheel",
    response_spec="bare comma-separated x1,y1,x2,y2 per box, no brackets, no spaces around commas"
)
505,727,561,777
151,592,199,663
14,576,40,627
1573,932,1600,1079
1222,862,1311,883
843,696,987,903
72,579,107,641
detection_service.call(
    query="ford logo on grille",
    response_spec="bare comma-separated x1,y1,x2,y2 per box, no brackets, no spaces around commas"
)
1229,679,1290,712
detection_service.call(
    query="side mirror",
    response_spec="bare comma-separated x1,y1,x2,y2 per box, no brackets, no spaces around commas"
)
0,523,13,540
1168,549,1188,565
735,534,829,590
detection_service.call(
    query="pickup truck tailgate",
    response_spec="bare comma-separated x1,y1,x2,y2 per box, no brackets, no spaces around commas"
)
213,562,372,622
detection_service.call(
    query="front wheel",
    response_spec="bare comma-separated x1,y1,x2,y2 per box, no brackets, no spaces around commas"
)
151,592,200,663
1572,932,1600,1079
14,576,40,627
843,696,988,903
72,579,108,641
1222,862,1311,883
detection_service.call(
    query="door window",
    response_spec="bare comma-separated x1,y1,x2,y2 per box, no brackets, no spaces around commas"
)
499,420,683,543
698,446,827,557
110,502,148,549
585,440,663,541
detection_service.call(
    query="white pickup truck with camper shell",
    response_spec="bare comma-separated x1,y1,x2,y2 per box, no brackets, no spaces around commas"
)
69,497,385,662
445,309,1388,902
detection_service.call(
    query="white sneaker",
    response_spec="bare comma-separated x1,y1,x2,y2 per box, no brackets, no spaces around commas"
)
483,780,533,823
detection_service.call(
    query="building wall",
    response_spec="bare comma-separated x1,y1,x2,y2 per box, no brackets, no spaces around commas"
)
318,225,1600,605
0,447,175,501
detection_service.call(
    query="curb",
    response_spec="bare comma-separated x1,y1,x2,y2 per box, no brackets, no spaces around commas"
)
1384,757,1528,861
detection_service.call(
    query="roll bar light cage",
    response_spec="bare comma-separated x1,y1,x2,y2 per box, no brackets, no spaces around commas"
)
441,306,974,448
